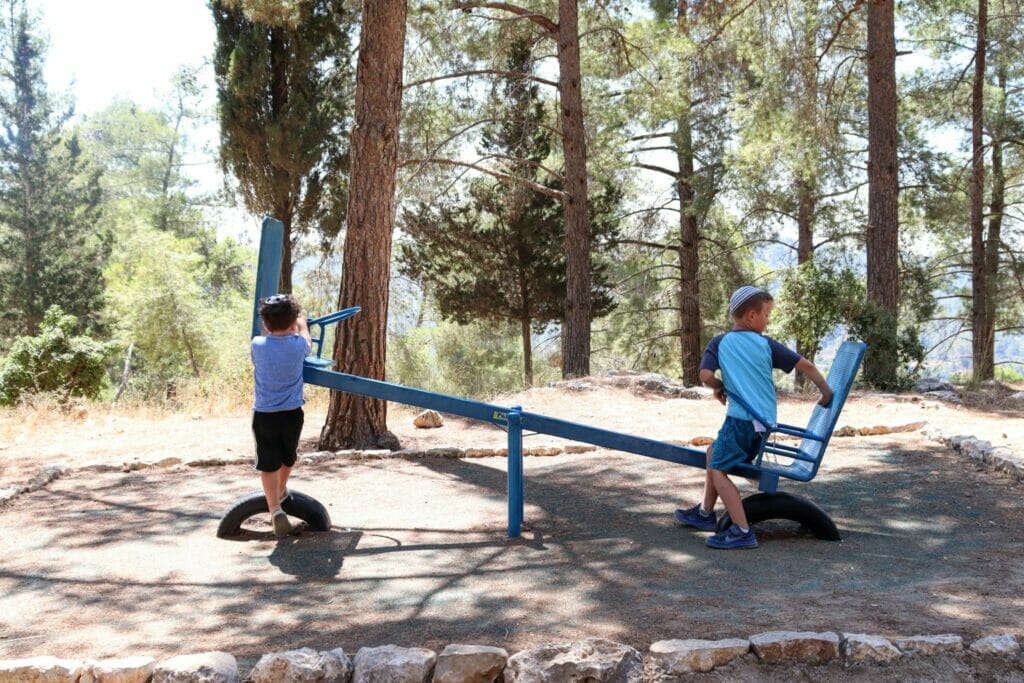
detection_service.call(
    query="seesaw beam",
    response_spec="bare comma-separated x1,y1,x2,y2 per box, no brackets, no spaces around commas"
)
304,366,708,537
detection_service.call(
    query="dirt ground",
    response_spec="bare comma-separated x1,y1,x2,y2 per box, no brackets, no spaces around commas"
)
1,382,1022,675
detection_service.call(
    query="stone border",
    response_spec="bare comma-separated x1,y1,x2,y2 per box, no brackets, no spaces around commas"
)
924,429,1024,483
0,632,1019,682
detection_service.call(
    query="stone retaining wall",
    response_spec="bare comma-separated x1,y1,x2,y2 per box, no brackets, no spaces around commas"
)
1,632,1019,682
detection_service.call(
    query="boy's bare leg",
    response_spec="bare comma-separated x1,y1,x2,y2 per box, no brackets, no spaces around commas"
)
710,469,749,529
277,465,292,500
261,470,282,511
702,446,719,512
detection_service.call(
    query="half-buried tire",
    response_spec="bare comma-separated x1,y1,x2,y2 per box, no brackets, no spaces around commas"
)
216,490,331,538
716,491,840,541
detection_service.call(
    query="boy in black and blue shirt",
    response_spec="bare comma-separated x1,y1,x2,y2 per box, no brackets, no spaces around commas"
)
676,286,833,549
251,294,312,539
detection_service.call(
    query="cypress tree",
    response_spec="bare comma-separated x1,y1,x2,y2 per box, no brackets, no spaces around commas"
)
211,0,354,292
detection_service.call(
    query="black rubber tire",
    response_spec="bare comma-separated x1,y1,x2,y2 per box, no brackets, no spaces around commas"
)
716,492,841,541
216,490,332,538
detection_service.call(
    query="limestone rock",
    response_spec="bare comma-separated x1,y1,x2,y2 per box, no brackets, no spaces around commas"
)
923,390,961,404
914,378,954,393
842,634,901,665
549,380,597,392
959,437,994,462
690,436,714,446
649,638,749,674
0,656,83,682
464,448,497,458
524,447,561,456
152,652,238,683
894,634,964,655
79,461,123,473
563,445,596,454
414,410,444,429
250,648,352,683
352,645,435,683
433,644,508,683
81,656,156,683
833,425,857,437
749,631,839,665
969,634,1020,656
1009,391,1024,401
427,447,464,458
505,637,643,683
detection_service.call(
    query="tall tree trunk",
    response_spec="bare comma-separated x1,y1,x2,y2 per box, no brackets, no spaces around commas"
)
675,116,701,386
673,0,702,387
521,317,534,387
279,212,294,294
320,0,406,451
269,25,295,293
976,61,1004,381
969,0,989,381
865,0,900,388
795,179,816,387
558,0,591,379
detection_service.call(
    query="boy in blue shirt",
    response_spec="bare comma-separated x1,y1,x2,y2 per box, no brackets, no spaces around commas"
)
675,286,833,549
251,294,312,539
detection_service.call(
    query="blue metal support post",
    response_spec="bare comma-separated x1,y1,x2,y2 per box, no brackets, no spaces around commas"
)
507,407,524,538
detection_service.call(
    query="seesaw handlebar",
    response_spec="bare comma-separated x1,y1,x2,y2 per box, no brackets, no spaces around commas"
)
306,306,361,361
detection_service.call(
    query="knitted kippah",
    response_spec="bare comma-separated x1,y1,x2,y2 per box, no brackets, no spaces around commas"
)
728,285,768,317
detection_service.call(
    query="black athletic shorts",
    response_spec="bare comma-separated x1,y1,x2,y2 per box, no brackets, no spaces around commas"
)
252,407,304,472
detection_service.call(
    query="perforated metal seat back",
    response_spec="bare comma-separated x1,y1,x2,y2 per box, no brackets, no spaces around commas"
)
795,340,867,474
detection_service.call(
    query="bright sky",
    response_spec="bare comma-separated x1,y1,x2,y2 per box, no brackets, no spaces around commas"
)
38,0,216,115
35,0,258,236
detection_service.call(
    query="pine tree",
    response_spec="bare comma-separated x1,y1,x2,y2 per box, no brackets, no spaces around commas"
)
397,39,619,387
0,0,106,337
211,0,354,292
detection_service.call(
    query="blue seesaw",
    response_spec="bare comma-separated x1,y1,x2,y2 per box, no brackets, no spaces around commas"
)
217,217,866,541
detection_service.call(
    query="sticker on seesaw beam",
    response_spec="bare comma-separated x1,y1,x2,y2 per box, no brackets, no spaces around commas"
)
492,411,507,422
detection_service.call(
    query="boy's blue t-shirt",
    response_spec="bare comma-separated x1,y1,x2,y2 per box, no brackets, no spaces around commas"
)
700,331,801,426
251,334,312,412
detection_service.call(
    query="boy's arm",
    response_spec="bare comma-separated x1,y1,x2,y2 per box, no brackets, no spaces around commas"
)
795,357,833,407
699,368,727,406
295,316,312,347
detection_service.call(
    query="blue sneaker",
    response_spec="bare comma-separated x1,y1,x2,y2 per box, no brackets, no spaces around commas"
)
706,524,758,549
674,504,718,531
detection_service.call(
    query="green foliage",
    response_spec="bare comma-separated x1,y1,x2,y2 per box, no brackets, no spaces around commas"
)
104,223,252,402
397,37,621,385
775,262,864,359
211,0,355,256
850,301,925,390
0,306,115,405
388,321,555,399
0,1,108,338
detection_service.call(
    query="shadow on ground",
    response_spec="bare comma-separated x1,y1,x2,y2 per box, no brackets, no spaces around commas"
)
0,436,1021,665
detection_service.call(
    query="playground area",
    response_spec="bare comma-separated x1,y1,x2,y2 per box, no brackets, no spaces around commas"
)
1,383,1022,674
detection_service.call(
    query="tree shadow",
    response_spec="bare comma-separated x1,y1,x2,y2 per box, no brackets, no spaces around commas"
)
1,436,1021,660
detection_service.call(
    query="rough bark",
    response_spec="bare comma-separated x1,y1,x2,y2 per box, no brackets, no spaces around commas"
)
865,0,900,387
558,0,592,379
969,0,989,381
975,59,1004,381
319,0,406,451
675,117,702,386
521,317,534,387
671,1,702,387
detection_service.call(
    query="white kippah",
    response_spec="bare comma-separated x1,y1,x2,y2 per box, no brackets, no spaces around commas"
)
729,285,768,317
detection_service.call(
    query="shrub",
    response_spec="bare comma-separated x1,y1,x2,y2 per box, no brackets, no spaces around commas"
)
0,306,116,405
